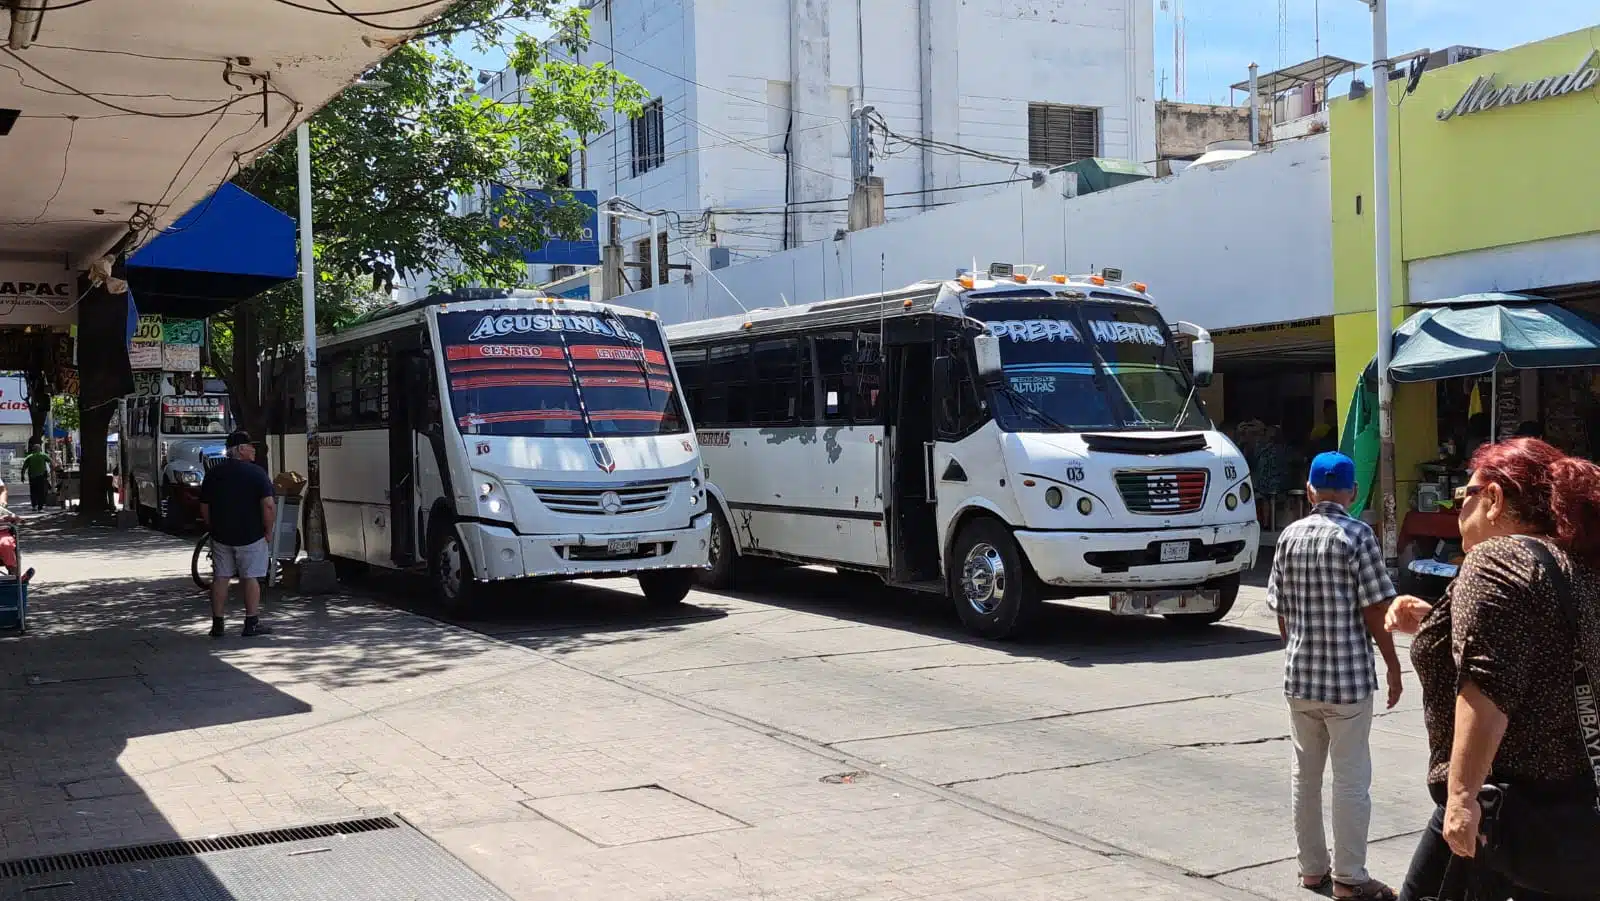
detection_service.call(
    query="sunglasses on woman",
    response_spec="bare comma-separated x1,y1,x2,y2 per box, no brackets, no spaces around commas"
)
1453,484,1485,506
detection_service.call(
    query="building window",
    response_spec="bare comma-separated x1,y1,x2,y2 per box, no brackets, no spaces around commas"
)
656,231,670,285
633,237,653,290
551,265,576,281
1027,103,1100,166
631,98,665,176
750,338,800,425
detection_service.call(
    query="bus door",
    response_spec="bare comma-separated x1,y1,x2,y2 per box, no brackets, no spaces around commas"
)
389,347,432,566
884,318,941,584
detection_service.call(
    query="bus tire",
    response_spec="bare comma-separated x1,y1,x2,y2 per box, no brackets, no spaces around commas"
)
430,523,479,612
332,556,368,582
639,569,696,607
700,504,739,590
950,518,1041,640
158,483,184,532
1163,573,1240,628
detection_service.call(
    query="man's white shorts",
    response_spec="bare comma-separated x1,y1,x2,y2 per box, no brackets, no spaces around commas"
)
212,538,269,581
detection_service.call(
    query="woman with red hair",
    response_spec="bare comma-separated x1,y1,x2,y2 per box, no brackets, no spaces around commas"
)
1387,438,1600,900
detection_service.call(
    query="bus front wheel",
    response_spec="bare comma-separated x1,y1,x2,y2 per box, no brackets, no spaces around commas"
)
639,570,696,607
1163,573,1240,628
950,519,1042,640
700,505,739,589
430,525,480,612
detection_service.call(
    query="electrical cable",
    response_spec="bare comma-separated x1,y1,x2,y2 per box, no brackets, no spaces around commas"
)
25,115,75,227
267,0,449,19
536,26,846,124
1,48,292,119
5,0,102,13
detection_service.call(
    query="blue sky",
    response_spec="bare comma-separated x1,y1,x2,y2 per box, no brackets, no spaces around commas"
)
1157,1,1597,104
452,4,1597,104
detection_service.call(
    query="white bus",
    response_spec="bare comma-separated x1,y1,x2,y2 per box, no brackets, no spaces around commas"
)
666,265,1259,639
268,290,711,608
123,374,235,529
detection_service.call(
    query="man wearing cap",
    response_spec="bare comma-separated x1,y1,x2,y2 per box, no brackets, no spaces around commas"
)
1266,451,1403,901
198,431,275,638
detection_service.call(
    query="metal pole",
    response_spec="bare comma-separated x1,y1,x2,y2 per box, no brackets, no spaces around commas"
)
1368,0,1398,571
297,122,328,563
1248,63,1261,146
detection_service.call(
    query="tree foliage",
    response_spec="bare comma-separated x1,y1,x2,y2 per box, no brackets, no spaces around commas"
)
212,1,644,437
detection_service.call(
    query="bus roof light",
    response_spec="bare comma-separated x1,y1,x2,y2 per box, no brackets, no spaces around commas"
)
742,322,753,329
903,299,914,307
1012,274,1028,283
1051,274,1067,284
1131,282,1148,293
958,276,974,289
1088,275,1106,286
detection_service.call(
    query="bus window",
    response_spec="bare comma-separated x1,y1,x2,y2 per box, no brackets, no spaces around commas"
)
161,396,231,436
808,331,855,424
435,311,688,438
675,347,708,418
701,343,750,427
853,331,882,423
750,338,799,425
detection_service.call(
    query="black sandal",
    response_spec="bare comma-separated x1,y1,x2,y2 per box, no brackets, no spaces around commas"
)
1333,879,1398,901
1301,873,1332,892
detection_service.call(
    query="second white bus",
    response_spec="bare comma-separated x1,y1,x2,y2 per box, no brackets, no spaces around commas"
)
666,266,1259,639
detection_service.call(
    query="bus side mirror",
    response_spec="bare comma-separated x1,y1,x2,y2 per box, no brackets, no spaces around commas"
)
1190,338,1215,388
973,333,1004,385
1173,320,1214,388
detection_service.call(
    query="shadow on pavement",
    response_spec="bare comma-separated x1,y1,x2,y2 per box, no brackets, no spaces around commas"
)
344,566,732,658
698,563,1278,667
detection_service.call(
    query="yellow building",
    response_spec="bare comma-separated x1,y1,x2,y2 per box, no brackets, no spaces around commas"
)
1331,26,1600,515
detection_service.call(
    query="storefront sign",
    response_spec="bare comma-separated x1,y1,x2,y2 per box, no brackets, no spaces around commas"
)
0,375,33,426
162,343,201,372
1438,50,1599,121
0,265,79,327
130,315,164,369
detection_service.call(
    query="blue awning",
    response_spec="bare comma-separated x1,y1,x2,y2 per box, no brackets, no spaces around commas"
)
1388,295,1600,382
126,183,297,319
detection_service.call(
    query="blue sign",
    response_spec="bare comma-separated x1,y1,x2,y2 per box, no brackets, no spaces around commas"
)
487,185,600,266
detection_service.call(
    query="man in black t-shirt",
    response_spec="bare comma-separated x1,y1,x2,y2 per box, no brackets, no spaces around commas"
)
199,431,276,638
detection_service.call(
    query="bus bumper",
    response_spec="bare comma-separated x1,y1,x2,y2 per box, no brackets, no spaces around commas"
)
458,513,714,582
1014,520,1259,589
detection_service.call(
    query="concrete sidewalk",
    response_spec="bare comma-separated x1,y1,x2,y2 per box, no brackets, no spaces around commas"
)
0,518,1259,900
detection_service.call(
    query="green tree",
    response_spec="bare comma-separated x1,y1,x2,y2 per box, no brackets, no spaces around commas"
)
216,1,643,438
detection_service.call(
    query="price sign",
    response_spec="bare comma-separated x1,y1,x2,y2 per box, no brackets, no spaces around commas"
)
162,319,203,346
163,343,201,372
131,314,164,369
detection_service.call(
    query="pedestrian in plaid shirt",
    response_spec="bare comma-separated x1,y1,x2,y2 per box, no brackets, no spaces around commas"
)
1267,452,1404,901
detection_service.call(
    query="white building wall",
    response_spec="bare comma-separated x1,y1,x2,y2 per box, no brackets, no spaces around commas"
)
614,135,1333,334
599,0,1154,265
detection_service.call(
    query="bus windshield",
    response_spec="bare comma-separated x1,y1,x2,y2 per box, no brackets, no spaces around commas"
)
161,396,232,436
437,309,688,438
965,297,1212,433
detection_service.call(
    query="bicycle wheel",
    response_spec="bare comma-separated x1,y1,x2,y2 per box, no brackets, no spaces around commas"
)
192,534,214,591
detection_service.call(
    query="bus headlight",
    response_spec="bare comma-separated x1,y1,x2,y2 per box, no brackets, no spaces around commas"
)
1238,481,1253,504
1077,497,1093,515
1045,487,1063,509
477,477,506,516
176,470,201,485
1225,493,1239,511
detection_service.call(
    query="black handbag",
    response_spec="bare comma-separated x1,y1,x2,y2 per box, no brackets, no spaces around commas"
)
1472,539,1600,897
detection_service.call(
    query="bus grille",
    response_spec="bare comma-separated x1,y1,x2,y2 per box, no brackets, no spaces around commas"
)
532,481,674,515
1114,470,1209,515
202,455,224,472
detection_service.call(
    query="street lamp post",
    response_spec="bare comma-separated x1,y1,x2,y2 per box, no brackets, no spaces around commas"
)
1361,0,1399,573
296,120,337,593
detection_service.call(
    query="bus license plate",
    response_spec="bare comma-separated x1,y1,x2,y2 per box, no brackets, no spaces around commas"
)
606,537,639,556
1159,541,1192,563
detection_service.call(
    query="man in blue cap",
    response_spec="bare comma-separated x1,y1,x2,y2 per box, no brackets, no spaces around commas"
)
1267,451,1403,901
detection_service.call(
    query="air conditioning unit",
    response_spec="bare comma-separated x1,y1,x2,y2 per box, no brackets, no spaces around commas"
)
1426,45,1495,71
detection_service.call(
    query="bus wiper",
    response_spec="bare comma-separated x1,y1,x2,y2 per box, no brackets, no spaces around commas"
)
602,310,654,405
994,382,1075,433
1171,383,1198,432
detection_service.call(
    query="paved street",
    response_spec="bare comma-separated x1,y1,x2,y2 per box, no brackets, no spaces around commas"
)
2,519,1435,900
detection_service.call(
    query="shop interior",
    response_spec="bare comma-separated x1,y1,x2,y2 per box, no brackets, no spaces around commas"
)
1200,317,1338,541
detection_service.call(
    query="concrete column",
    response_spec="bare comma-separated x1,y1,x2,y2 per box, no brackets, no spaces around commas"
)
919,0,960,208
789,0,833,245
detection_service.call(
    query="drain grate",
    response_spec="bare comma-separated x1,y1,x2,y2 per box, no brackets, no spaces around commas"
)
0,816,399,880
